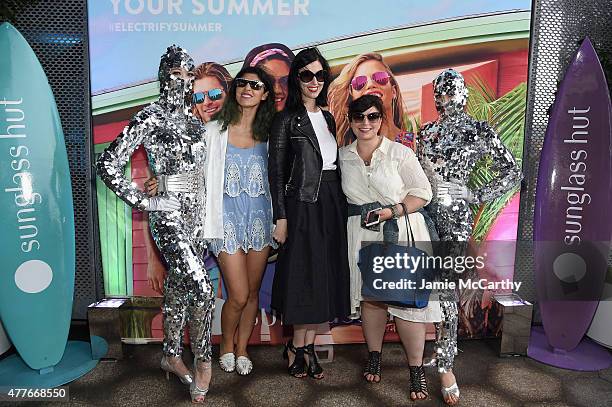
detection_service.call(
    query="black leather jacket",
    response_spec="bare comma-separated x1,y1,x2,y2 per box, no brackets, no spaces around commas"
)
268,106,339,221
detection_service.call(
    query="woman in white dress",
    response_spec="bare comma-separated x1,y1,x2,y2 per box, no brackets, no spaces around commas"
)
338,95,441,401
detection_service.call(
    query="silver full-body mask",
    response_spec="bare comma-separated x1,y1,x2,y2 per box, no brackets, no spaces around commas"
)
417,69,521,372
97,45,214,362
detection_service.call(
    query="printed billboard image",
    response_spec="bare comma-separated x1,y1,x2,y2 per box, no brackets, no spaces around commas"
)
90,0,532,345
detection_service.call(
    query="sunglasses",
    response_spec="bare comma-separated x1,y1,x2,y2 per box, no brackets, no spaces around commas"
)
235,78,266,90
298,69,328,83
350,71,391,91
349,112,383,123
272,75,289,89
192,88,224,104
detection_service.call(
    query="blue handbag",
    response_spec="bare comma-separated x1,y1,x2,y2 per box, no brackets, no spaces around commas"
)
358,208,436,308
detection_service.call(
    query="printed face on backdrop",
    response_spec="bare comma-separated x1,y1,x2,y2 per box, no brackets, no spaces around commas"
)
298,60,325,103
192,76,226,122
328,52,410,145
349,59,396,113
235,73,269,109
349,106,383,141
261,58,290,111
243,43,295,112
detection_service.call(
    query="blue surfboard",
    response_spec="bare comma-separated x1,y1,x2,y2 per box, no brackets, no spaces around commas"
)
0,320,10,355
0,23,76,370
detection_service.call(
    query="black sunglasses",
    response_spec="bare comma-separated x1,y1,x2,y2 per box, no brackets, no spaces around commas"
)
235,78,265,91
349,112,383,123
272,75,289,88
298,69,328,83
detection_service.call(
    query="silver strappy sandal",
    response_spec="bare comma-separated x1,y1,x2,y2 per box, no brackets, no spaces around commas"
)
441,382,460,405
160,356,193,385
190,359,211,404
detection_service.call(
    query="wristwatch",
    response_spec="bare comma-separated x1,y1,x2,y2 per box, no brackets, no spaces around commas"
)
390,204,401,219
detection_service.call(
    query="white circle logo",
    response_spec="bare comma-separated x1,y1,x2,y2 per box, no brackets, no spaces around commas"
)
14,260,53,293
552,253,587,283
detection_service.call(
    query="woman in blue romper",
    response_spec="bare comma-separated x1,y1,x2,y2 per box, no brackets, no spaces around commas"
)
203,66,277,376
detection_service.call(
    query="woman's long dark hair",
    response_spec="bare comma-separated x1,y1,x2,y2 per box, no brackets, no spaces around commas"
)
215,66,276,141
284,47,331,112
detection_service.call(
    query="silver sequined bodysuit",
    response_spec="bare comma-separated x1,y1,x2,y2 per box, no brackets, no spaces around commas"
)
419,113,521,241
97,46,214,362
417,69,521,373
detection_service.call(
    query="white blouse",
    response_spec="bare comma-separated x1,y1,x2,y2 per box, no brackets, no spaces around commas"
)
339,136,432,207
338,136,440,322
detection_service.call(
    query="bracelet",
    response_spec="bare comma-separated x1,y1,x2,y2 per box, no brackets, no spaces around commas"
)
390,204,401,219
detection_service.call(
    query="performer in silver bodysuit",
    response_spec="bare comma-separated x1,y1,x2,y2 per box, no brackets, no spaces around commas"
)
417,69,522,402
96,45,213,401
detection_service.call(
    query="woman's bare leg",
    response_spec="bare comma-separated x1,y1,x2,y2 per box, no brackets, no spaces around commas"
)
235,248,271,357
217,251,249,356
395,319,427,400
361,301,388,382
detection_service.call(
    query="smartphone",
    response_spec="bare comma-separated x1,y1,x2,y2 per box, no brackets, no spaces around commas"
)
365,208,382,227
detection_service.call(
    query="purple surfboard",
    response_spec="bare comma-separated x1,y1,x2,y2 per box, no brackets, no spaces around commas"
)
533,37,611,352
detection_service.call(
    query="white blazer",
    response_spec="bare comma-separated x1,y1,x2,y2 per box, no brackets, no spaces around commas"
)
202,120,228,240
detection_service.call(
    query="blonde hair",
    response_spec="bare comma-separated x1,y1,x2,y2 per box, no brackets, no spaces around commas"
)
328,53,407,146
193,62,232,90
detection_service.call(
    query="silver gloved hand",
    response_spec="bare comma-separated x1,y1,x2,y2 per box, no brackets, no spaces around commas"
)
437,181,476,204
145,196,181,212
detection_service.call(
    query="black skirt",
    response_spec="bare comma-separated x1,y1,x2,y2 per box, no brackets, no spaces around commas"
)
271,170,350,325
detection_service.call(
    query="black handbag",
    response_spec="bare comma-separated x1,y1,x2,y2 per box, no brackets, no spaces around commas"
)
358,206,435,308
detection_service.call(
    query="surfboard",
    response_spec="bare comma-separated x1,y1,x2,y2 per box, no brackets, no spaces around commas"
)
0,23,76,370
0,319,11,356
586,271,612,349
533,37,612,351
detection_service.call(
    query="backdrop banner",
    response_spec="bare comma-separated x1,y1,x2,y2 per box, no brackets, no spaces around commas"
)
89,0,532,345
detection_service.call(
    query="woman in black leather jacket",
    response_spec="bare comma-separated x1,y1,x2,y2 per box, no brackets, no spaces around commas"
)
268,47,350,380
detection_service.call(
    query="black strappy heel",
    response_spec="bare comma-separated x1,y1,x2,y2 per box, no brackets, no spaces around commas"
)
282,341,306,378
363,351,382,383
304,343,323,379
409,365,429,400
282,340,294,361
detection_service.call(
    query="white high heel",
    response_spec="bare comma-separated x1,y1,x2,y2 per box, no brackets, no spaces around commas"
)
219,352,235,372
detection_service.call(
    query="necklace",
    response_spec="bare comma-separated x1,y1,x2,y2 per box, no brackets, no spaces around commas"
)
357,136,382,167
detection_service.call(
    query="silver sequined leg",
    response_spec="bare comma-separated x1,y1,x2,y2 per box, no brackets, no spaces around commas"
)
435,300,458,373
162,271,189,357
187,286,215,362
151,211,214,361
433,209,468,374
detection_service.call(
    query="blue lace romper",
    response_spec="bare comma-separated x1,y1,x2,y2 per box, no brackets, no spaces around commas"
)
209,141,277,256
